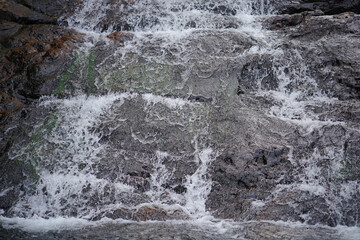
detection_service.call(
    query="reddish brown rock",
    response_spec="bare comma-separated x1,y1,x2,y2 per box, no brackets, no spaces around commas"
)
107,31,134,44
0,23,83,130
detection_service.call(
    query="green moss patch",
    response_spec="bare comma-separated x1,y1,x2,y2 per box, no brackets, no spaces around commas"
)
86,50,96,94
54,53,80,96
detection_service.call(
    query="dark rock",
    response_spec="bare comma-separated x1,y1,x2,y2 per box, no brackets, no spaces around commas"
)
267,13,305,29
0,140,25,212
173,185,187,194
187,95,213,103
239,55,278,92
0,24,81,99
274,0,360,15
0,0,56,24
0,112,44,214
0,20,21,43
207,148,294,220
289,15,359,100
13,0,78,18
84,0,137,32
185,21,196,29
0,26,79,124
342,134,360,181
263,13,360,100
124,175,150,193
0,19,81,214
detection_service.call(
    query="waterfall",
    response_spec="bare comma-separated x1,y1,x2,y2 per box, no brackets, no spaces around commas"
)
1,0,359,239
65,0,273,33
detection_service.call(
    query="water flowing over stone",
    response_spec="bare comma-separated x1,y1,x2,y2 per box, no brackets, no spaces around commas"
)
0,0,360,239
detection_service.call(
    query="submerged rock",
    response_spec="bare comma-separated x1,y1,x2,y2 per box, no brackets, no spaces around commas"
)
102,206,187,221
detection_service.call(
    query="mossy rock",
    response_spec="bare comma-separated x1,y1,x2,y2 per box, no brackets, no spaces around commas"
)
54,49,99,97
100,63,186,96
8,112,59,186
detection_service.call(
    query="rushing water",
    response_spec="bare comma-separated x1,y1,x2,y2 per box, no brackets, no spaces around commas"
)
1,0,360,239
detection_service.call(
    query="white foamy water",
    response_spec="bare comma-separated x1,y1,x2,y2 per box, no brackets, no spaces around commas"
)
9,93,136,218
4,92,217,227
142,93,190,109
0,216,97,232
65,0,273,33
183,148,216,218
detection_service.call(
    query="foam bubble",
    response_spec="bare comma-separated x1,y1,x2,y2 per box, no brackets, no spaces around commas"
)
0,216,95,232
142,94,190,109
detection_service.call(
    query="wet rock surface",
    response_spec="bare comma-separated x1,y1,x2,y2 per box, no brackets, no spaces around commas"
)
0,221,356,240
207,148,293,219
265,13,360,100
215,10,360,226
0,0,82,215
0,0,56,24
0,0,360,234
273,0,360,15
13,0,78,18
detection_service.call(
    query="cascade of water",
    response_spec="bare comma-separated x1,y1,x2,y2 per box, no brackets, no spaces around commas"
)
65,0,273,33
1,0,359,238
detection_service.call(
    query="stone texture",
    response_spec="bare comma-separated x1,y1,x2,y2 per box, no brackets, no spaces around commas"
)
207,148,294,220
13,0,78,18
273,0,360,15
107,31,134,45
0,0,82,213
0,0,56,24
1,0,360,229
264,14,360,100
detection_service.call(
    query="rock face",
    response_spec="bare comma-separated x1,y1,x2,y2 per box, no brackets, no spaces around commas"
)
206,9,360,226
0,0,56,24
265,13,360,100
273,0,360,15
207,148,294,220
0,0,81,128
0,0,81,212
0,0,359,230
13,0,78,17
206,7,360,227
